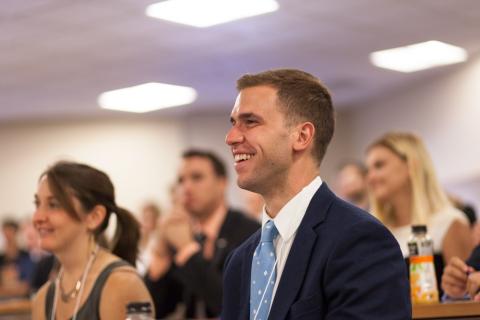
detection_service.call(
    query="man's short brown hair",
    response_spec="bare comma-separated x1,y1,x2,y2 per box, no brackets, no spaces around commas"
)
237,69,335,164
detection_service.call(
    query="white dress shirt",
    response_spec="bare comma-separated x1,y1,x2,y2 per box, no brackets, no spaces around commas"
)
260,176,322,306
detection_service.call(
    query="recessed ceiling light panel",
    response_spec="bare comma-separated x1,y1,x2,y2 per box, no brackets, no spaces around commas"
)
146,0,279,27
370,41,468,73
98,82,197,113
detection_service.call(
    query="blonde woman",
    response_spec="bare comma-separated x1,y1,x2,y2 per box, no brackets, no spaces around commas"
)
32,161,153,320
365,132,473,268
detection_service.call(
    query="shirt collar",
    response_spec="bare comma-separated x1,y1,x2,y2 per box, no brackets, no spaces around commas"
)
194,204,227,240
261,176,322,242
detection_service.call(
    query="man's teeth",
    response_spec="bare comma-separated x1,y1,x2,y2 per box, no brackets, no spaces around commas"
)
234,154,253,162
37,228,53,236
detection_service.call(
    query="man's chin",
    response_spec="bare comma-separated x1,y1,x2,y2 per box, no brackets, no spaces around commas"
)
237,177,257,193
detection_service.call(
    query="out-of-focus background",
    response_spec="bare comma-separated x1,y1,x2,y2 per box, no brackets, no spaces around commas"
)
1,0,480,219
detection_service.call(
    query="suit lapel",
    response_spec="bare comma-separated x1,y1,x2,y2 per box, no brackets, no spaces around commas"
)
268,183,335,319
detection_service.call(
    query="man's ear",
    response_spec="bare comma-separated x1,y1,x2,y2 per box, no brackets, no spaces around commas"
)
85,205,107,231
292,122,315,152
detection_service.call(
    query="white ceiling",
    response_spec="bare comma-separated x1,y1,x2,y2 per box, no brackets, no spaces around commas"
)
1,0,480,122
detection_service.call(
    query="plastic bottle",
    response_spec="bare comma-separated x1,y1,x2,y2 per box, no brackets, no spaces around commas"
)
408,225,439,304
125,301,154,320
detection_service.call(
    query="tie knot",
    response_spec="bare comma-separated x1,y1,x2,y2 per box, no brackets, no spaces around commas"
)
261,220,278,243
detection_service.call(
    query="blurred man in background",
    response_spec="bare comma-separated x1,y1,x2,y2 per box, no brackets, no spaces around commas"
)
145,149,259,319
336,161,369,210
0,219,34,298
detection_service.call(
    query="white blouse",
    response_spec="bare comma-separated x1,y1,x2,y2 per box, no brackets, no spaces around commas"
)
390,206,469,257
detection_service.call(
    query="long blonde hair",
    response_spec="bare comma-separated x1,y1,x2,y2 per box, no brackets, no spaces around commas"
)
367,132,450,227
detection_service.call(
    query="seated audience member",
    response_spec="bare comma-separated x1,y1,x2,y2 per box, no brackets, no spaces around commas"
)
442,246,480,300
223,69,410,319
32,161,153,319
21,219,57,294
336,161,369,210
137,202,161,276
449,195,477,227
22,220,47,264
30,254,57,294
144,149,259,319
366,132,474,289
0,219,34,298
449,195,480,245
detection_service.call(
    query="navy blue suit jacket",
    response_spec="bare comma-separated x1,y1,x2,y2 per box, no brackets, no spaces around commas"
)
222,183,411,319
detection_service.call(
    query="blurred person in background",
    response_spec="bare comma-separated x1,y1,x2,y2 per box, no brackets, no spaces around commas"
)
21,219,57,294
335,161,369,210
137,202,161,276
442,246,480,300
0,218,34,298
366,132,474,292
32,161,152,319
448,194,479,245
22,219,47,264
145,149,259,319
441,200,480,300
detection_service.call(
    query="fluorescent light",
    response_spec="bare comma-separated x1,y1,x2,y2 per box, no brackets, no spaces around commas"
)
146,0,279,28
370,41,468,73
98,82,197,113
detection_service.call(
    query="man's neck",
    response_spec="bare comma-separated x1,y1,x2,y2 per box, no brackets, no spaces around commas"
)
5,243,19,259
263,163,319,218
196,202,228,240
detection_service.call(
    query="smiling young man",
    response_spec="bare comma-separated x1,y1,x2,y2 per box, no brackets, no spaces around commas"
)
223,69,411,320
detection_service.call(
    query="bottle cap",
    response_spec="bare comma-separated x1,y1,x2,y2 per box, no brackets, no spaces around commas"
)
411,225,427,234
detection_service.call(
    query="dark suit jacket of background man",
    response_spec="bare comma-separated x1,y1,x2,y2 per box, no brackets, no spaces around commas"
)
222,184,411,320
145,209,259,319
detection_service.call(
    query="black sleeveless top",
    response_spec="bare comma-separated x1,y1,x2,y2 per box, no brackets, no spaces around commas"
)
45,260,130,320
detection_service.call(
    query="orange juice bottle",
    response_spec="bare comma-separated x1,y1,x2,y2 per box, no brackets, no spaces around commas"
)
408,225,439,304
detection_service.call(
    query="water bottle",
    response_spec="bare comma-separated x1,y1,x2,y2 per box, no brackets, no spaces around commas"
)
408,225,439,304
125,301,154,320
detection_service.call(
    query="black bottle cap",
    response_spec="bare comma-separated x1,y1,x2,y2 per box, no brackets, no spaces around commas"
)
411,225,427,234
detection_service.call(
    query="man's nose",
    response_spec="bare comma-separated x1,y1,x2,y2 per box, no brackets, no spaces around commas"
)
225,126,243,146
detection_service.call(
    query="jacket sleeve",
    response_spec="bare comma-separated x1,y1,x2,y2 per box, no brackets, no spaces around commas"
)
324,220,412,320
144,267,183,319
175,251,223,315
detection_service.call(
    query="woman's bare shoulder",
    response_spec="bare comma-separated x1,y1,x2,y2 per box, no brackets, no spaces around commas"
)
99,263,153,319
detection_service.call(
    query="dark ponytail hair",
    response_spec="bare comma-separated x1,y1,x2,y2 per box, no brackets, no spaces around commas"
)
41,161,140,265
109,206,140,266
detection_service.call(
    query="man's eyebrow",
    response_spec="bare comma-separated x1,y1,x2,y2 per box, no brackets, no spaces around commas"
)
230,112,263,124
238,112,255,119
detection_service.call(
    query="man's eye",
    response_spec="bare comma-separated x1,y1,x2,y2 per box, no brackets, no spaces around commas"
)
374,161,384,169
192,173,203,182
48,201,61,209
33,200,40,209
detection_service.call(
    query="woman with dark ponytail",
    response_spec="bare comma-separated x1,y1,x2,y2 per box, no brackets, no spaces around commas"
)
31,161,153,320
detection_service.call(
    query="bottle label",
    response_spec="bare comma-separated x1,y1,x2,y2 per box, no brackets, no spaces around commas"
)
408,242,419,256
409,255,439,304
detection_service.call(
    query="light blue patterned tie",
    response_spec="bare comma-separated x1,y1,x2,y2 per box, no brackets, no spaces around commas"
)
250,220,278,320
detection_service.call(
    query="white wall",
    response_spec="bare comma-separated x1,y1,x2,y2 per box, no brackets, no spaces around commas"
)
2,55,479,220
345,56,480,210
0,119,185,219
